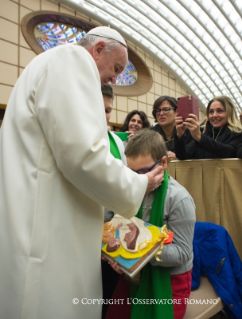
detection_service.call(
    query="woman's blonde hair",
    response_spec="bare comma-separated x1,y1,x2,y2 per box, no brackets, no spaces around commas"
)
206,96,242,133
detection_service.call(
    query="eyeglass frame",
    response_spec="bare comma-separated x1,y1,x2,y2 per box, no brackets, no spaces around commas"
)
155,106,175,115
135,158,162,174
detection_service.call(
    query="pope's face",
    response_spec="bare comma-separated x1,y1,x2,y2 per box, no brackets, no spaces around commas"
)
93,41,128,85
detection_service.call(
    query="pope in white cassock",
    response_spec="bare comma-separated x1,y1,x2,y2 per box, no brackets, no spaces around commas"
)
0,26,164,319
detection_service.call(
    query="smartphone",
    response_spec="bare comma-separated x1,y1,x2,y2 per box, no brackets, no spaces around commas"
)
177,96,199,121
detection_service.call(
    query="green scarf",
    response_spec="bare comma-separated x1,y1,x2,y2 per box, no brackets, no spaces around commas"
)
114,132,129,141
131,170,174,319
108,131,121,159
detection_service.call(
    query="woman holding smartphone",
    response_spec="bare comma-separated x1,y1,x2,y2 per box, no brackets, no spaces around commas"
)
151,96,192,161
174,96,242,159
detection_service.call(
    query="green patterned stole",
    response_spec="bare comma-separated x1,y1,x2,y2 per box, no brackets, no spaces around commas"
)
131,171,174,319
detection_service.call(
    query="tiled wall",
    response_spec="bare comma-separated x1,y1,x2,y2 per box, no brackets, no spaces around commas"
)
0,0,206,124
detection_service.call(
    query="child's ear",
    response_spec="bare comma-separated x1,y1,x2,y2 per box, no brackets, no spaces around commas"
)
161,156,168,170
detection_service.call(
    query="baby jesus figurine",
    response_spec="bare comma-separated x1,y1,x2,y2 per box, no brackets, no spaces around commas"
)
102,215,152,253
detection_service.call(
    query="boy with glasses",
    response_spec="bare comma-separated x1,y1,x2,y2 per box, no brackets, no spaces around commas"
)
106,129,196,319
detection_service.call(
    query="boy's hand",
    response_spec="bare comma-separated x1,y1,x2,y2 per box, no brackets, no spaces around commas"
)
145,166,164,194
108,260,123,274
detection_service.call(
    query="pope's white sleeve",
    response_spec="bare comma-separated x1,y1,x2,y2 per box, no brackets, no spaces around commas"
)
35,45,147,217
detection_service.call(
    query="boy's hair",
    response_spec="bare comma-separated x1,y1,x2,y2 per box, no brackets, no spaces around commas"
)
125,129,167,161
101,84,114,100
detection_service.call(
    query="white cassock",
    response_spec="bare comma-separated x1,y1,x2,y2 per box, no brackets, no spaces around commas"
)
0,44,147,319
110,132,127,165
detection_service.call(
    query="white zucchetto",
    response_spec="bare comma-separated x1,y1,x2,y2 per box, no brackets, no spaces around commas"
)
87,26,127,47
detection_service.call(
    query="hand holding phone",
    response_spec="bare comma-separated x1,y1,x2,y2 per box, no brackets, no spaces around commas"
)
175,114,186,139
177,96,199,121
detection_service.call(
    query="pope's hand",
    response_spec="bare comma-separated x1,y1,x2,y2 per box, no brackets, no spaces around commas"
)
145,166,164,194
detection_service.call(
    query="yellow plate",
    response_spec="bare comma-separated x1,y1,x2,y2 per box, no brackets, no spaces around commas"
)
102,225,160,259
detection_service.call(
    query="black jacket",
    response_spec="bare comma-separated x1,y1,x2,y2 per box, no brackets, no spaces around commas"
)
174,121,242,159
151,125,192,152
236,143,242,159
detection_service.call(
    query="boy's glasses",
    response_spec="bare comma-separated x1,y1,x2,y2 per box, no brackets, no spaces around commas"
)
155,107,174,114
135,158,162,174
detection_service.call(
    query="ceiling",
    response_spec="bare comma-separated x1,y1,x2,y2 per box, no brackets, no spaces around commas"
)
56,0,242,113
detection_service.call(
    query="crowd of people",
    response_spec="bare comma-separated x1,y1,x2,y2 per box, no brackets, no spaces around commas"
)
0,24,241,319
112,93,242,161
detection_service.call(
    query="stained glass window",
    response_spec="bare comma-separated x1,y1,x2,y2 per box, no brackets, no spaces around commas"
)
114,60,138,86
34,22,86,50
34,22,137,86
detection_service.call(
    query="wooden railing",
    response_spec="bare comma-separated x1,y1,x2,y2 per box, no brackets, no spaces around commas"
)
168,159,242,259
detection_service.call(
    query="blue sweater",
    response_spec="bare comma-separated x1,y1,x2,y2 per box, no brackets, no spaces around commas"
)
192,222,242,319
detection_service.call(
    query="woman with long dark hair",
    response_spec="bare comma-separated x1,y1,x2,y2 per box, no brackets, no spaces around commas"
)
151,96,192,161
121,110,150,136
119,110,150,146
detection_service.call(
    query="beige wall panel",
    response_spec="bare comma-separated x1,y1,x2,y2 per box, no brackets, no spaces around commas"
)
176,91,181,99
20,6,32,22
145,56,153,69
126,41,135,51
162,74,168,87
116,96,127,111
41,0,59,11
161,68,168,76
154,83,162,96
19,47,37,68
149,83,154,93
169,89,176,98
136,49,145,61
90,18,101,26
109,109,116,123
0,40,18,65
1,0,18,23
147,104,153,118
149,118,155,125
127,99,137,112
0,62,18,86
169,72,175,79
138,94,146,103
19,67,25,76
147,92,154,105
112,96,116,109
181,87,187,95
60,4,75,15
169,77,175,90
0,18,18,44
76,12,89,22
199,110,206,121
0,84,13,104
163,86,169,96
149,67,154,78
154,70,161,83
175,81,182,93
20,0,40,11
138,102,146,113
154,62,161,72
117,110,127,124
20,31,31,49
